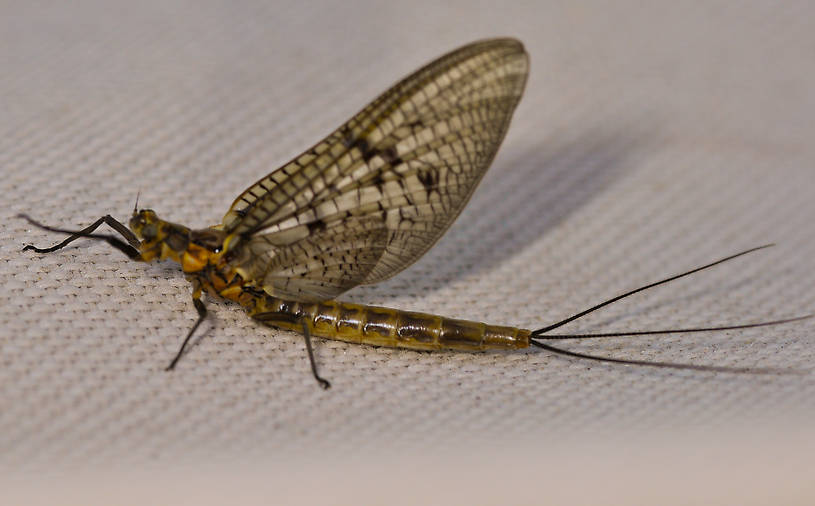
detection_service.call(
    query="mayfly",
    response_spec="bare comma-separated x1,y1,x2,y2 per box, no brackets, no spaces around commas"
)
21,38,808,388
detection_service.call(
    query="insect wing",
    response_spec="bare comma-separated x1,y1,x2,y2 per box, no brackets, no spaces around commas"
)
223,38,529,301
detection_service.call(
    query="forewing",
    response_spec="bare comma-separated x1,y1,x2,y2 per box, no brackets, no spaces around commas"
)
224,38,529,301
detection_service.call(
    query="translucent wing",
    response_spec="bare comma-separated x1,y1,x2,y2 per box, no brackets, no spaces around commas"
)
223,38,529,302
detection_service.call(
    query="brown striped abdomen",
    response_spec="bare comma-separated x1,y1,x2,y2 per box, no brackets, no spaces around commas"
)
248,296,530,351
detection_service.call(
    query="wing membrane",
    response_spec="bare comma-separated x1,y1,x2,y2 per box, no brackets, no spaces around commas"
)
224,38,529,301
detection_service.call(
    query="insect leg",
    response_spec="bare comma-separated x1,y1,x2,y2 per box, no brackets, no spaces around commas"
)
252,311,331,389
300,317,332,390
20,214,141,259
166,297,208,371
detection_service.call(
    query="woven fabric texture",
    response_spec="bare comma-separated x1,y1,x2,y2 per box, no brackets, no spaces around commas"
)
2,1,814,499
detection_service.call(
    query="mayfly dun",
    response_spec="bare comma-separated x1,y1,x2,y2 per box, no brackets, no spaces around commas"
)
21,38,809,388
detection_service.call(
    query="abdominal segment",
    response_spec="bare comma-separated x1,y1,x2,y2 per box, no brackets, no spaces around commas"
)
249,296,530,351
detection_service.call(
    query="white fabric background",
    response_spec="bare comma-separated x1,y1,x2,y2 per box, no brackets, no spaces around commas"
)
2,1,814,502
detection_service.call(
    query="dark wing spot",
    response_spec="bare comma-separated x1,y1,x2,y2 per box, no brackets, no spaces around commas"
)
417,168,438,196
347,136,405,167
371,172,386,190
382,146,403,166
348,138,375,162
307,219,327,234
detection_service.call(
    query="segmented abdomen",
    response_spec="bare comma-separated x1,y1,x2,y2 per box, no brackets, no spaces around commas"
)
249,295,530,351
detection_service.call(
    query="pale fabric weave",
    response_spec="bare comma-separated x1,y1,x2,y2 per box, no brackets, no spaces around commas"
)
2,1,814,502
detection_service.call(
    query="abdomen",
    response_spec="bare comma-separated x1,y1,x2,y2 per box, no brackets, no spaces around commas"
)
249,296,530,351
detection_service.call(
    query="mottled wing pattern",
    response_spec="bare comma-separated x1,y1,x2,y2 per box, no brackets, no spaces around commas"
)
222,38,529,302
248,216,388,301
